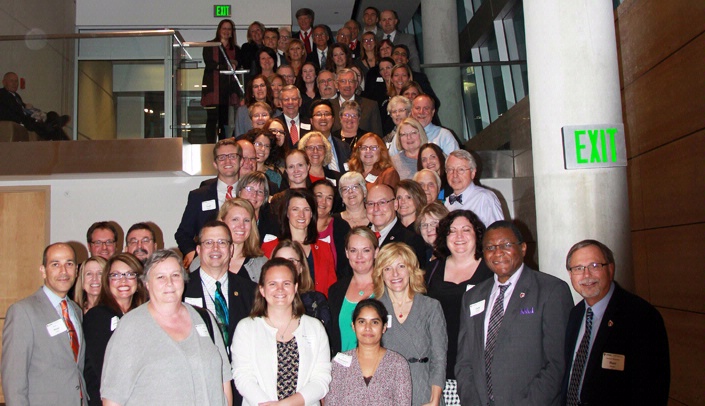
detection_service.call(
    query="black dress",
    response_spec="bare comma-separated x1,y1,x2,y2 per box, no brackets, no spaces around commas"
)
83,305,123,406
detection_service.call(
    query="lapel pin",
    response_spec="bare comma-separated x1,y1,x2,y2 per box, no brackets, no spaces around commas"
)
608,320,613,327
233,291,239,297
519,292,525,298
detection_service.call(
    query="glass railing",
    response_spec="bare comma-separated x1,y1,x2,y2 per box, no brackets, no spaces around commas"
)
420,60,527,143
0,30,246,143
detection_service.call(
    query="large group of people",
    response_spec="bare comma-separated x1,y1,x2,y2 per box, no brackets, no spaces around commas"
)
1,6,671,406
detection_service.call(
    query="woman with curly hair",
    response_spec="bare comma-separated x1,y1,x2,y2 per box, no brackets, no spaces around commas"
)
347,132,399,189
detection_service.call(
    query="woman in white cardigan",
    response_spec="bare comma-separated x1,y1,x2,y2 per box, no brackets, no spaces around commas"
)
232,257,332,405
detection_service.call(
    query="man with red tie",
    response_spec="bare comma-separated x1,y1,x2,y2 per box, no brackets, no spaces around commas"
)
294,8,315,54
2,243,88,405
345,20,362,59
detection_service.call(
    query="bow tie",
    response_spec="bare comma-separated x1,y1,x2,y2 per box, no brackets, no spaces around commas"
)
449,194,463,205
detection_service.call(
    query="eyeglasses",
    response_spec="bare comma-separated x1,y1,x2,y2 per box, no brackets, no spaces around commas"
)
252,83,267,89
127,237,153,247
399,130,419,138
109,272,138,281
312,111,333,118
305,145,325,152
318,78,335,84
90,240,115,247
313,33,327,38
342,113,359,119
242,185,265,196
392,51,408,57
201,239,232,249
216,153,241,162
358,145,379,152
254,141,271,149
568,263,609,273
268,128,285,135
340,184,361,194
241,156,257,163
420,220,439,230
389,108,408,115
484,242,521,252
365,199,394,209
446,167,472,175
363,38,376,43
252,113,270,119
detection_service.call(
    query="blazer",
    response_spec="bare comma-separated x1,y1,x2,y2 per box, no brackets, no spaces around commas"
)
0,87,27,123
561,283,670,406
283,115,312,147
1,288,88,406
232,315,332,406
455,266,573,406
175,179,219,256
83,305,122,406
381,220,427,267
182,268,257,350
376,31,420,71
330,96,383,138
327,134,352,175
327,274,353,355
305,46,329,72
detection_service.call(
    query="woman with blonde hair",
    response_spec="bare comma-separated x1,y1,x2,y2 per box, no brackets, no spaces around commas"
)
218,197,267,282
286,38,307,76
372,243,447,406
391,117,428,180
395,179,428,230
298,131,340,183
74,256,107,313
347,132,400,189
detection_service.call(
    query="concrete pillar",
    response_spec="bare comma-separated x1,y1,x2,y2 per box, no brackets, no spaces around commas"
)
524,1,633,301
420,0,464,140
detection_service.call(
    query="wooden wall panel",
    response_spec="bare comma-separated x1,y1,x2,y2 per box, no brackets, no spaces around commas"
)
623,33,705,157
633,224,705,313
0,187,50,317
617,0,705,86
661,309,705,406
628,131,705,230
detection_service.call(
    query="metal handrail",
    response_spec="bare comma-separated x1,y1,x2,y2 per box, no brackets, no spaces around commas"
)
0,29,180,42
420,60,527,68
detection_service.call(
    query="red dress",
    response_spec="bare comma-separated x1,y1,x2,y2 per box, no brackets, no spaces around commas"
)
262,237,337,297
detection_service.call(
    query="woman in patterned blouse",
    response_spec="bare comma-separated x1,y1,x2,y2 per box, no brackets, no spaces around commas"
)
232,258,332,405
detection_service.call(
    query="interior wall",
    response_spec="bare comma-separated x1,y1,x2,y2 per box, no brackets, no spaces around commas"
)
77,61,116,140
616,0,705,404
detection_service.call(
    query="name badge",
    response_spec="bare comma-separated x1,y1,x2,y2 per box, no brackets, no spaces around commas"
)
343,163,349,171
602,352,625,371
319,235,331,244
333,353,352,367
110,316,119,331
196,324,210,337
326,177,337,186
46,319,68,337
365,173,378,183
376,77,384,83
300,123,311,130
184,297,202,307
469,300,485,317
466,284,475,291
202,199,216,211
387,315,393,328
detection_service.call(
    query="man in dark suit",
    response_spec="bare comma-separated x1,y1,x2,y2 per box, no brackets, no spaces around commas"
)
183,220,256,406
280,85,311,147
309,99,351,174
330,68,383,136
377,10,421,71
366,184,426,264
305,25,330,72
293,8,315,54
2,243,88,405
456,221,574,406
175,139,242,269
562,240,670,406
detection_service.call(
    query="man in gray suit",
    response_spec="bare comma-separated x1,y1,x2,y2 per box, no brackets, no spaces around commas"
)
377,10,421,71
2,242,87,405
330,68,383,136
456,221,573,406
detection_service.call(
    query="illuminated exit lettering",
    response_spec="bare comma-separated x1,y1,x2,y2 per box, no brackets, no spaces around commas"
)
562,124,627,170
214,5,231,17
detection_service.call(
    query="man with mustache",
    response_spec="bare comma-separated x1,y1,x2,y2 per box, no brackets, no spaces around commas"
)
562,240,670,406
124,222,158,263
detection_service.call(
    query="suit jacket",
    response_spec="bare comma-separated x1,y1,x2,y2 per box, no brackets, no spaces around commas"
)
330,96,383,137
305,46,329,72
0,87,27,123
381,220,427,267
327,274,353,355
175,179,219,256
561,283,670,406
376,31,420,71
327,134,352,174
282,115,312,148
1,288,87,406
456,267,573,406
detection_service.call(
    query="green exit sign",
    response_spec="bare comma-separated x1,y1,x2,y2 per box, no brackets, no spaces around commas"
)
562,124,627,169
214,5,231,17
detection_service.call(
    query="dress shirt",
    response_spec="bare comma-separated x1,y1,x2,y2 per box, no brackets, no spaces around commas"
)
372,217,397,244
284,114,301,129
326,134,340,172
318,47,328,67
483,265,524,346
364,27,378,36
444,182,504,227
199,270,230,316
388,123,458,156
384,31,397,42
43,285,82,345
217,178,238,207
338,95,355,106
569,282,615,396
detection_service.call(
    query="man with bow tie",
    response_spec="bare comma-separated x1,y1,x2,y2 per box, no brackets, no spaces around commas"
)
444,150,504,227
456,221,573,405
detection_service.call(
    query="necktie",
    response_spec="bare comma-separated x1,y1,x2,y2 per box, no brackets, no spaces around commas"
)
321,50,327,67
485,284,510,402
374,231,381,240
226,185,233,201
214,281,230,345
290,120,299,144
566,307,594,406
386,34,391,41
303,31,312,54
449,194,463,205
61,300,80,362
